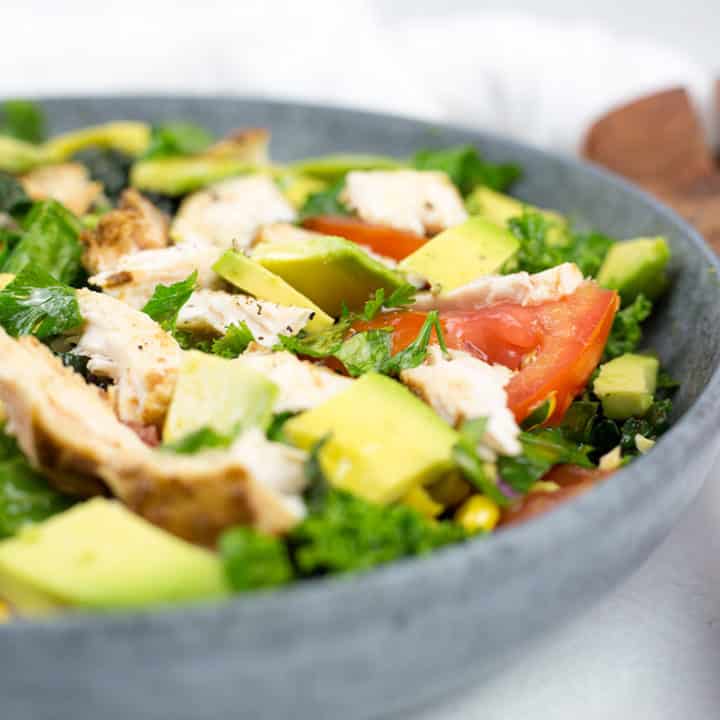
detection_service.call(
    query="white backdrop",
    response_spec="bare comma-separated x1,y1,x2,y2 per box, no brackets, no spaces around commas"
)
3,2,720,718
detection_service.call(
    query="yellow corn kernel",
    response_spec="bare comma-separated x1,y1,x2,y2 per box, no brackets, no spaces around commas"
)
454,494,500,533
402,486,443,519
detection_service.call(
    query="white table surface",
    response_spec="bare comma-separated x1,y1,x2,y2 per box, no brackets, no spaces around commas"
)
4,4,720,718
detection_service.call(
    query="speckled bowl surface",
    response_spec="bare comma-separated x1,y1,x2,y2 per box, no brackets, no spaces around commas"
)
3,96,720,720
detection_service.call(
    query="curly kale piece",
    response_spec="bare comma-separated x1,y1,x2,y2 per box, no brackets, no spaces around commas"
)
72,148,133,205
603,294,653,361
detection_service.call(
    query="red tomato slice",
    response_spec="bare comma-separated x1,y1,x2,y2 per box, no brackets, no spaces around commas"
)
353,281,619,423
301,215,427,261
499,464,611,528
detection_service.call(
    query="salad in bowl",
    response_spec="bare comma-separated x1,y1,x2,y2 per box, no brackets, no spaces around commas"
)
0,101,674,618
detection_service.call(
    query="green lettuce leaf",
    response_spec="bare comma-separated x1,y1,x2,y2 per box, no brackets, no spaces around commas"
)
141,270,197,332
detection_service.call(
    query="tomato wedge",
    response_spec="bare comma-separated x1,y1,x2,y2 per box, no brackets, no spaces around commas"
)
353,282,619,423
499,464,612,528
301,215,427,261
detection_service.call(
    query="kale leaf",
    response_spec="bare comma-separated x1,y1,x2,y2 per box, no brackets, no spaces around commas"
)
219,526,294,591
143,122,214,160
297,180,349,221
72,148,133,205
0,172,31,217
141,270,197,332
603,294,653,361
0,100,46,144
508,210,615,276
3,199,83,285
0,427,73,539
0,267,82,339
411,145,521,195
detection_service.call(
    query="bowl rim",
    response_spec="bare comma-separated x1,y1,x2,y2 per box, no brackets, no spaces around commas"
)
3,93,720,635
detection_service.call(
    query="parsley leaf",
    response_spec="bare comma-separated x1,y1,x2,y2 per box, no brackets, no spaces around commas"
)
278,314,353,358
361,283,417,321
334,328,393,377
603,294,653,361
297,180,349,221
0,267,82,339
0,426,73,538
3,200,83,284
411,145,521,195
498,428,593,494
0,100,46,144
143,122,214,160
220,526,294,591
453,418,512,506
210,322,254,358
382,310,447,375
141,271,197,332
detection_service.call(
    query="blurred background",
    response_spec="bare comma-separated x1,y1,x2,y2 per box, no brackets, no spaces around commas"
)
3,0,718,152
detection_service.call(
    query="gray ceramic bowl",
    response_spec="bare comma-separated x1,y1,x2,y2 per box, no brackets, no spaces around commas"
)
3,96,720,720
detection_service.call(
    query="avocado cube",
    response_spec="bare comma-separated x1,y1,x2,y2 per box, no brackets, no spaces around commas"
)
213,250,333,333
164,351,278,443
593,353,659,420
0,499,228,615
465,187,567,244
45,122,151,160
596,236,670,305
284,373,458,504
398,216,519,291
288,153,404,181
251,229,405,316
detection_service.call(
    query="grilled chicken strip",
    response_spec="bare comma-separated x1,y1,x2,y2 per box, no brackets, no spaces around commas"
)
341,170,467,236
239,346,353,413
89,243,224,309
81,189,169,274
177,289,313,348
0,332,307,545
71,289,183,427
171,175,296,250
21,163,102,216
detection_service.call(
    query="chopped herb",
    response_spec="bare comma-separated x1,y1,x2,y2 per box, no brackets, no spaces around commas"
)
219,526,294,591
498,428,593,494
0,426,73,539
143,122,214,160
411,145,521,195
277,314,353,358
265,412,296,443
141,271,197,332
162,425,236,454
453,418,511,506
603,294,653,361
209,322,254,358
361,283,417,321
2,200,83,285
297,180,349,221
0,100,46,144
0,267,82,339
0,172,31,217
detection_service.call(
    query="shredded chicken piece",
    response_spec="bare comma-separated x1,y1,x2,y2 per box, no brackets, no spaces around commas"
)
400,346,521,457
239,345,353,412
412,263,585,312
89,243,224,309
0,331,307,545
177,289,313,348
21,163,101,216
341,170,468,236
81,189,169,274
171,175,296,250
72,290,183,427
206,128,270,164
